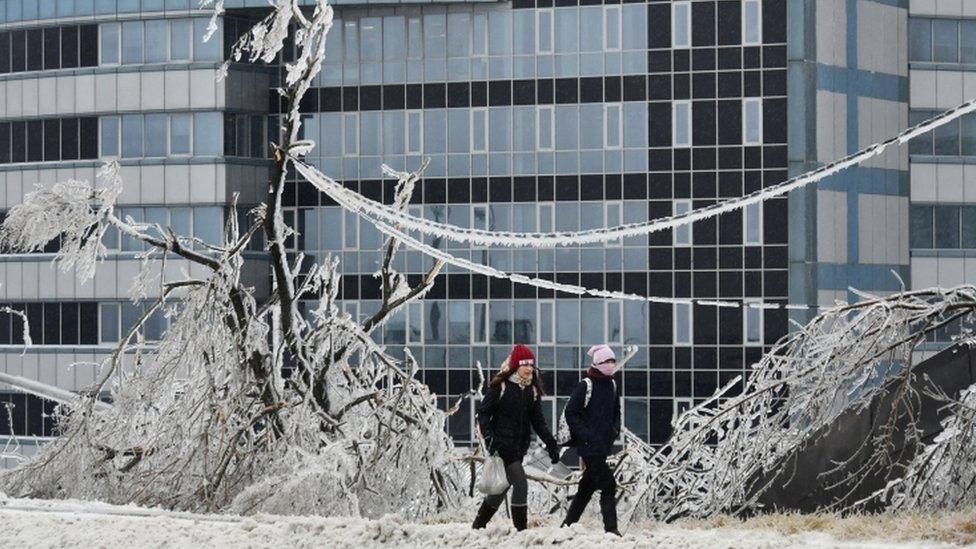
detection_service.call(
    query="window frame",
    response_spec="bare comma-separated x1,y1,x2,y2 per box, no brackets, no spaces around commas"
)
671,1,691,49
471,107,488,153
537,299,555,344
604,102,622,150
743,299,764,346
742,0,763,46
536,105,554,151
743,201,763,245
472,299,489,344
672,100,692,148
673,301,693,346
343,112,359,156
536,9,553,54
603,5,621,52
742,97,763,145
99,22,121,66
406,109,423,154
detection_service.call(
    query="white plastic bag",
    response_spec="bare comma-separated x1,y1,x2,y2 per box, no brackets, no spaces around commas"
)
476,455,510,495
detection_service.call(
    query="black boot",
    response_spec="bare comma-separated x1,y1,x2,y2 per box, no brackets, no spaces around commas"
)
471,500,498,529
511,504,527,531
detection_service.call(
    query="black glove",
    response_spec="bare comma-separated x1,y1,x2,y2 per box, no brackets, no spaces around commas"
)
548,444,561,464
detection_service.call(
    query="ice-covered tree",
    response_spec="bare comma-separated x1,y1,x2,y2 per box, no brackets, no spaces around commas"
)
0,0,462,519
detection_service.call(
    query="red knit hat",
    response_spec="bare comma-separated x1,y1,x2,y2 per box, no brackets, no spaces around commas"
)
509,344,535,368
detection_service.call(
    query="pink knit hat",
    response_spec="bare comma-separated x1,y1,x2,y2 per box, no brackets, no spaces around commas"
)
587,344,617,376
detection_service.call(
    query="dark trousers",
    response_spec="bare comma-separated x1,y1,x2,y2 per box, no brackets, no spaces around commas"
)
562,455,617,532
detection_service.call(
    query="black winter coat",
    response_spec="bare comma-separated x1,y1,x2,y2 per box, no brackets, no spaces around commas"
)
564,370,621,457
477,379,557,460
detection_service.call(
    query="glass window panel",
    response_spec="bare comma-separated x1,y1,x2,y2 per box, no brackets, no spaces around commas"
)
471,109,487,152
934,118,960,155
383,16,405,61
674,303,691,345
579,104,603,150
909,110,934,155
745,304,761,344
194,18,220,61
447,13,471,58
145,114,168,157
555,300,579,344
121,115,143,158
407,17,423,59
122,21,143,64
909,18,932,62
99,303,119,343
513,301,535,344
344,113,359,155
100,22,120,64
579,7,603,52
605,104,621,148
448,301,470,344
743,0,762,45
555,105,578,151
407,111,423,153
407,302,423,343
323,208,342,250
673,101,691,147
473,301,488,343
488,301,512,344
194,206,223,246
169,114,191,155
488,11,512,56
145,20,167,63
343,20,359,63
360,17,382,62
170,19,191,61
447,109,468,153
513,11,533,55
910,205,933,248
963,206,976,248
61,118,79,161
581,300,604,346
171,207,191,239
193,112,221,156
744,202,761,244
537,10,552,54
672,2,691,48
605,6,620,50
743,98,762,144
360,112,382,155
425,301,445,344
537,106,553,150
935,205,961,248
961,21,976,63
554,9,577,54
473,13,488,56
489,107,511,151
963,114,976,156
933,19,959,62
674,200,691,245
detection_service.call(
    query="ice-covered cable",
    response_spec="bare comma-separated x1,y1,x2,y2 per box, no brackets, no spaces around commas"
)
314,169,812,310
293,97,976,248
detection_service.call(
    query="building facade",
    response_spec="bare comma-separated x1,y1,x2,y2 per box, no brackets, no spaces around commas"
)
0,0,917,466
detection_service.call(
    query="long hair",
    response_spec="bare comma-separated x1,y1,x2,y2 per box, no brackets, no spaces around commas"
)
489,358,547,396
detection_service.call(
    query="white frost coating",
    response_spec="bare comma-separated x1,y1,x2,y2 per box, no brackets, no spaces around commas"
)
295,98,976,249
0,162,122,282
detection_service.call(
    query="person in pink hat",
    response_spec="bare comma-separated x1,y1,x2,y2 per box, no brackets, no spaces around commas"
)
560,344,621,535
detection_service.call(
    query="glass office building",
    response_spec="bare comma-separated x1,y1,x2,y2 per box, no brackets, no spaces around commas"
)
0,0,912,463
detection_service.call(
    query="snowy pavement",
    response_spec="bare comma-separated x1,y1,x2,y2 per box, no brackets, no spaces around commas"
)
0,496,955,548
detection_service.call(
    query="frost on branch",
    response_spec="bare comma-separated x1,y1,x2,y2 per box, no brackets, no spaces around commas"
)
0,162,121,281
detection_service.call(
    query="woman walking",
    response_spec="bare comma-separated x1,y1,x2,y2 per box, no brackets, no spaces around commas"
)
472,344,561,531
561,344,621,535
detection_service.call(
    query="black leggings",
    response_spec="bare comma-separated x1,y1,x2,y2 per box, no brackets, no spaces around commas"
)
484,452,528,508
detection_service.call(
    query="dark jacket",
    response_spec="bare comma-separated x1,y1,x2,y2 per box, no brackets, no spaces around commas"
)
564,368,620,457
477,377,557,460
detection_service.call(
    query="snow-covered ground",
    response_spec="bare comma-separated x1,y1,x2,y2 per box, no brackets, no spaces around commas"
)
0,495,956,548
